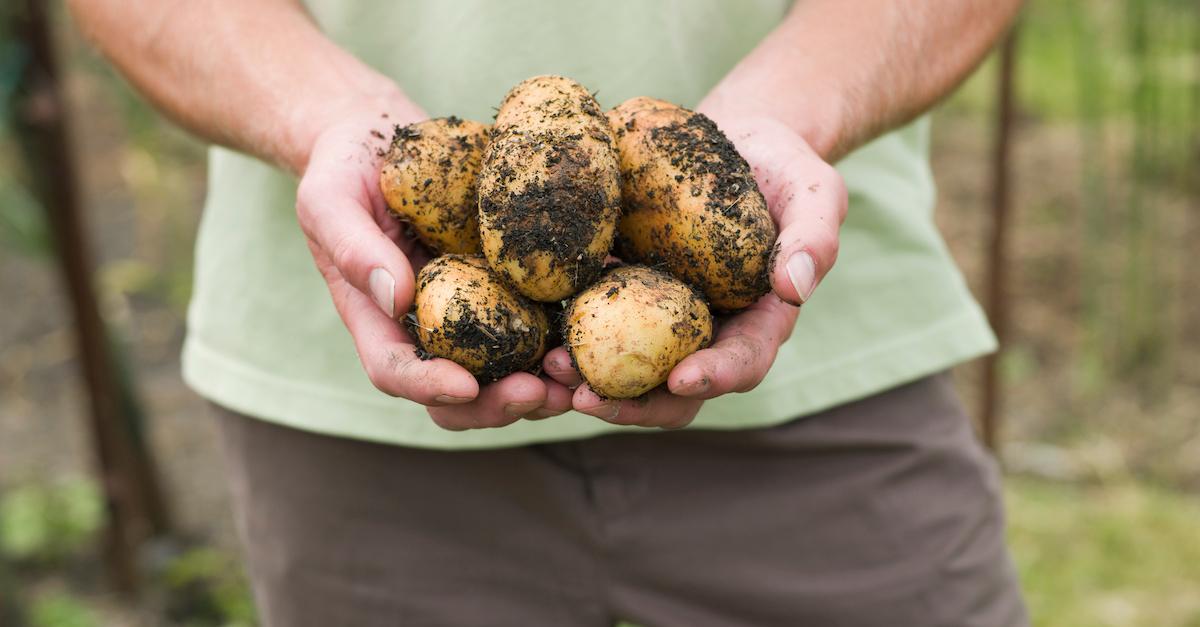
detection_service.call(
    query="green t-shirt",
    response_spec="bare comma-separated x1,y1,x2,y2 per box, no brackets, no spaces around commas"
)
182,0,995,449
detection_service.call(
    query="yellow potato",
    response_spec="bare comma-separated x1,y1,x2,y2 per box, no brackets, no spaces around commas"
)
478,75,621,301
411,255,549,381
564,265,713,399
380,117,489,254
608,97,776,311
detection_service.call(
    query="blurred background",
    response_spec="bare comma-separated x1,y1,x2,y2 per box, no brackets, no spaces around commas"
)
0,1,1197,626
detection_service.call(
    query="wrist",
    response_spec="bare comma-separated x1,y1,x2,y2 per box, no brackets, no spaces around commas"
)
698,83,847,163
281,87,423,175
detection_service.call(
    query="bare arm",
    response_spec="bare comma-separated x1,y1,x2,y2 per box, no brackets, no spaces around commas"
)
69,0,573,427
68,0,413,173
554,1,1023,426
704,0,1025,161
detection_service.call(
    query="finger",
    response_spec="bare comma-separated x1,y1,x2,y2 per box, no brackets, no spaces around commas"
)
315,246,478,405
573,384,703,429
525,378,574,420
767,158,847,306
427,372,547,431
669,296,797,399
716,120,847,307
296,168,415,319
542,347,583,388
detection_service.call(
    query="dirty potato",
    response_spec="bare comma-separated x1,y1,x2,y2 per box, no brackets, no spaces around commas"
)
380,117,489,254
478,75,621,302
608,97,776,311
564,265,713,399
410,255,549,381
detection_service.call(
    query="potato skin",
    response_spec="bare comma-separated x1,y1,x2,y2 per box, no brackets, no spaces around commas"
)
565,265,713,399
380,117,489,254
478,75,621,302
411,255,548,381
608,97,776,311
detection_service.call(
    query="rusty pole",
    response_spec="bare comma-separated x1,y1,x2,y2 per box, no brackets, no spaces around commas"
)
6,0,170,595
980,28,1020,452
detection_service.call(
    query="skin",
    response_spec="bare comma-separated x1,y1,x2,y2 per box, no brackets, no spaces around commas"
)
545,0,1024,427
380,118,489,255
69,0,572,428
70,0,1022,430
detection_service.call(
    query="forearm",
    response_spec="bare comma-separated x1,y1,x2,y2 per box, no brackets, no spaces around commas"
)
68,0,415,173
703,0,1023,161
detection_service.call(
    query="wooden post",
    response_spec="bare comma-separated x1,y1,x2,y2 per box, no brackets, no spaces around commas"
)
4,0,170,595
980,28,1020,452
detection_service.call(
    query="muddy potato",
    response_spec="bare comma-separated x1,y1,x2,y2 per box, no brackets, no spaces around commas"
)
478,75,621,301
565,265,713,399
380,117,489,254
608,97,776,311
411,255,549,381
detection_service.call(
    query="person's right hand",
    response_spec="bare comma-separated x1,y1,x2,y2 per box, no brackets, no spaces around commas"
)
294,104,573,430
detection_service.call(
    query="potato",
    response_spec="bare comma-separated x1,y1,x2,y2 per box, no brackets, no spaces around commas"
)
564,265,713,399
380,117,489,254
410,255,549,381
478,75,621,302
607,97,776,311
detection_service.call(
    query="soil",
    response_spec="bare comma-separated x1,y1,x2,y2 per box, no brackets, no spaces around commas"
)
380,118,488,254
3,61,1199,626
478,78,619,298
411,257,547,381
610,103,773,311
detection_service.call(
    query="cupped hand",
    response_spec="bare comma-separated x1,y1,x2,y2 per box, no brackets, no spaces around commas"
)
294,104,573,430
544,114,847,429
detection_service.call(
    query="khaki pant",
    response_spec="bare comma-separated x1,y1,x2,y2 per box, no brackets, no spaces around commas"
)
214,374,1028,626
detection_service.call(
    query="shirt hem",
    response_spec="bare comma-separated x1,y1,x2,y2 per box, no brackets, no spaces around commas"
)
182,307,996,450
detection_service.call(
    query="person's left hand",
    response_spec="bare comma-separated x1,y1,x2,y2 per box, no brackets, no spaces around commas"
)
295,104,574,431
541,114,847,428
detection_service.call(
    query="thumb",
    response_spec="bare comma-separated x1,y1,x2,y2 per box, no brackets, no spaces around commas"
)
769,163,847,306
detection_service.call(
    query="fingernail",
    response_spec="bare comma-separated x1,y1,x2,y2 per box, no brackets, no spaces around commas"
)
785,251,817,303
435,394,473,405
529,408,560,420
504,401,541,418
590,402,620,422
369,267,396,318
675,376,709,397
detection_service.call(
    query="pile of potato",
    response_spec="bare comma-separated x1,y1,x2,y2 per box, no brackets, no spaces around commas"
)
380,76,775,399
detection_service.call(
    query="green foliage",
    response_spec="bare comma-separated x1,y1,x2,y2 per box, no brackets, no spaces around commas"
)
0,13,50,259
0,478,104,563
162,547,257,627
0,113,51,257
28,592,100,627
1007,477,1200,626
949,0,1199,409
951,0,1199,125
0,177,51,257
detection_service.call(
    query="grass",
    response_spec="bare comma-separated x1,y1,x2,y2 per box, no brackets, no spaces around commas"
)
27,592,100,627
6,474,1197,626
1,0,1195,625
950,0,1199,124
1007,477,1200,627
